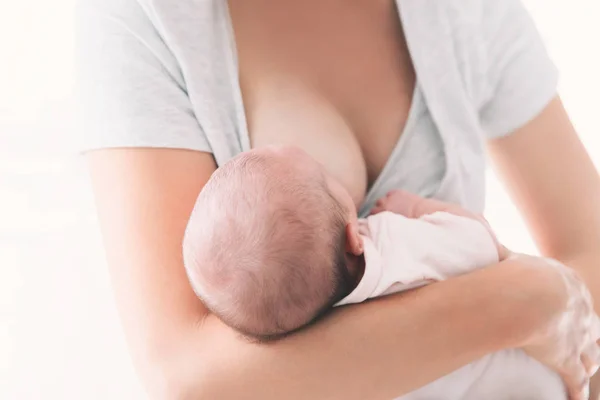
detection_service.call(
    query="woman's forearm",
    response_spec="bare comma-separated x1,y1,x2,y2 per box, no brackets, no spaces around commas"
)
162,258,550,400
86,150,568,399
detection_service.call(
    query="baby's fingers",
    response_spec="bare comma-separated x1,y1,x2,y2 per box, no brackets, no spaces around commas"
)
370,205,385,215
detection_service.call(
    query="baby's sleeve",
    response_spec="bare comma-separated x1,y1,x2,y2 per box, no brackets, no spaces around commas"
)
75,0,212,152
417,213,500,277
478,0,559,138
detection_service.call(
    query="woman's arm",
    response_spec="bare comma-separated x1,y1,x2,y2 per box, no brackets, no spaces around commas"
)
488,95,600,397
88,147,560,400
488,96,600,311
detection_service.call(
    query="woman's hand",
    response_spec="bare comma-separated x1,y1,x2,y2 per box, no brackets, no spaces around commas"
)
372,191,600,399
515,254,600,400
487,96,600,398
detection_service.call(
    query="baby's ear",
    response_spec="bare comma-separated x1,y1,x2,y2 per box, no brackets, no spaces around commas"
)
345,222,364,255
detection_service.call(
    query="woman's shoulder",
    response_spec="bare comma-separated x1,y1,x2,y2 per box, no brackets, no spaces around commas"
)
75,0,184,77
76,0,223,46
413,0,557,138
75,0,220,154
406,0,542,65
430,0,531,24
417,0,540,49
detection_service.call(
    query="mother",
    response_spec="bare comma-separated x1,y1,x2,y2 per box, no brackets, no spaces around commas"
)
76,0,600,398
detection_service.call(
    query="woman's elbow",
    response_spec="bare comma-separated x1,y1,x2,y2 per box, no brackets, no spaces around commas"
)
137,339,217,400
135,318,248,399
143,356,213,400
146,374,192,400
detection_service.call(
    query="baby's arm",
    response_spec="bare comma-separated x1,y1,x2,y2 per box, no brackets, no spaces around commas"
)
372,190,478,220
371,190,510,260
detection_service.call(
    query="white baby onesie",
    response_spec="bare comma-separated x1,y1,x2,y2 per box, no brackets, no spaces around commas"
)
336,211,565,400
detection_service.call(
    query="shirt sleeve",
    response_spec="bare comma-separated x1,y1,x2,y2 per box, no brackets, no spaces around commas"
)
479,0,559,138
74,0,212,153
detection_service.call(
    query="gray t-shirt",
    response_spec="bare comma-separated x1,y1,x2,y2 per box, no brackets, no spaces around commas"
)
75,0,558,215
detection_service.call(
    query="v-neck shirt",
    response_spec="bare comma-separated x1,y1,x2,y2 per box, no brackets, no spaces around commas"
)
76,0,558,214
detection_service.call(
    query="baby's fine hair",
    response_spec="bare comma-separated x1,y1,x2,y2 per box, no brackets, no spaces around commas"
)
183,151,353,341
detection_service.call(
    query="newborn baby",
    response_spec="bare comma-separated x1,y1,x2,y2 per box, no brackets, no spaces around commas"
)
183,145,565,399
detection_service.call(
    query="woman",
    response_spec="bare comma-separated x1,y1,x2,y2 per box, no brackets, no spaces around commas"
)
76,0,600,398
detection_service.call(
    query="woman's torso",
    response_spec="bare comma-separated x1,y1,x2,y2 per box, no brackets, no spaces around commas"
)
78,0,561,394
229,0,414,205
81,0,558,214
228,0,446,213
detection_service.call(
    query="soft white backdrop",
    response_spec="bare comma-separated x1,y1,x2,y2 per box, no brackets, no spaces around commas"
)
1,1,599,399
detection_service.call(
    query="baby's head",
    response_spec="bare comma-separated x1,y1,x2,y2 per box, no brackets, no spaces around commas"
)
183,145,363,341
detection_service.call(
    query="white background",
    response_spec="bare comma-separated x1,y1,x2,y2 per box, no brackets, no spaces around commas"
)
1,1,599,399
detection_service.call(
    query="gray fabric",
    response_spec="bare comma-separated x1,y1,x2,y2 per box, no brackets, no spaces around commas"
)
75,0,558,215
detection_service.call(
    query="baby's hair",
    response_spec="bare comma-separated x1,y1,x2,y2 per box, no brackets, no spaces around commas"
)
183,151,353,340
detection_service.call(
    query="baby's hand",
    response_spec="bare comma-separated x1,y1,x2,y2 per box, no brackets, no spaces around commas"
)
371,189,423,217
371,190,474,219
371,190,510,260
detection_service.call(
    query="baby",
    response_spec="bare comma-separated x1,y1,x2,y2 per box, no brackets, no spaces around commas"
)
183,145,565,399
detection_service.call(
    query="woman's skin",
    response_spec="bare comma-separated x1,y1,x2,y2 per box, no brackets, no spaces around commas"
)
490,98,600,399
229,0,415,205
87,101,600,400
87,1,600,398
86,147,591,399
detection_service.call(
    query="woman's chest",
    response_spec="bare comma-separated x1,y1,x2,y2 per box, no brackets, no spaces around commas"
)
228,0,415,204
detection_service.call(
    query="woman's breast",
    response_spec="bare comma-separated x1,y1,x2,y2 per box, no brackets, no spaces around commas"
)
229,0,416,207
247,80,368,206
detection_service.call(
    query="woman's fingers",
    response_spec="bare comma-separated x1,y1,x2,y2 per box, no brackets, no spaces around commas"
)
519,257,598,400
561,361,590,400
583,350,600,377
592,317,600,341
582,321,600,376
589,371,600,400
